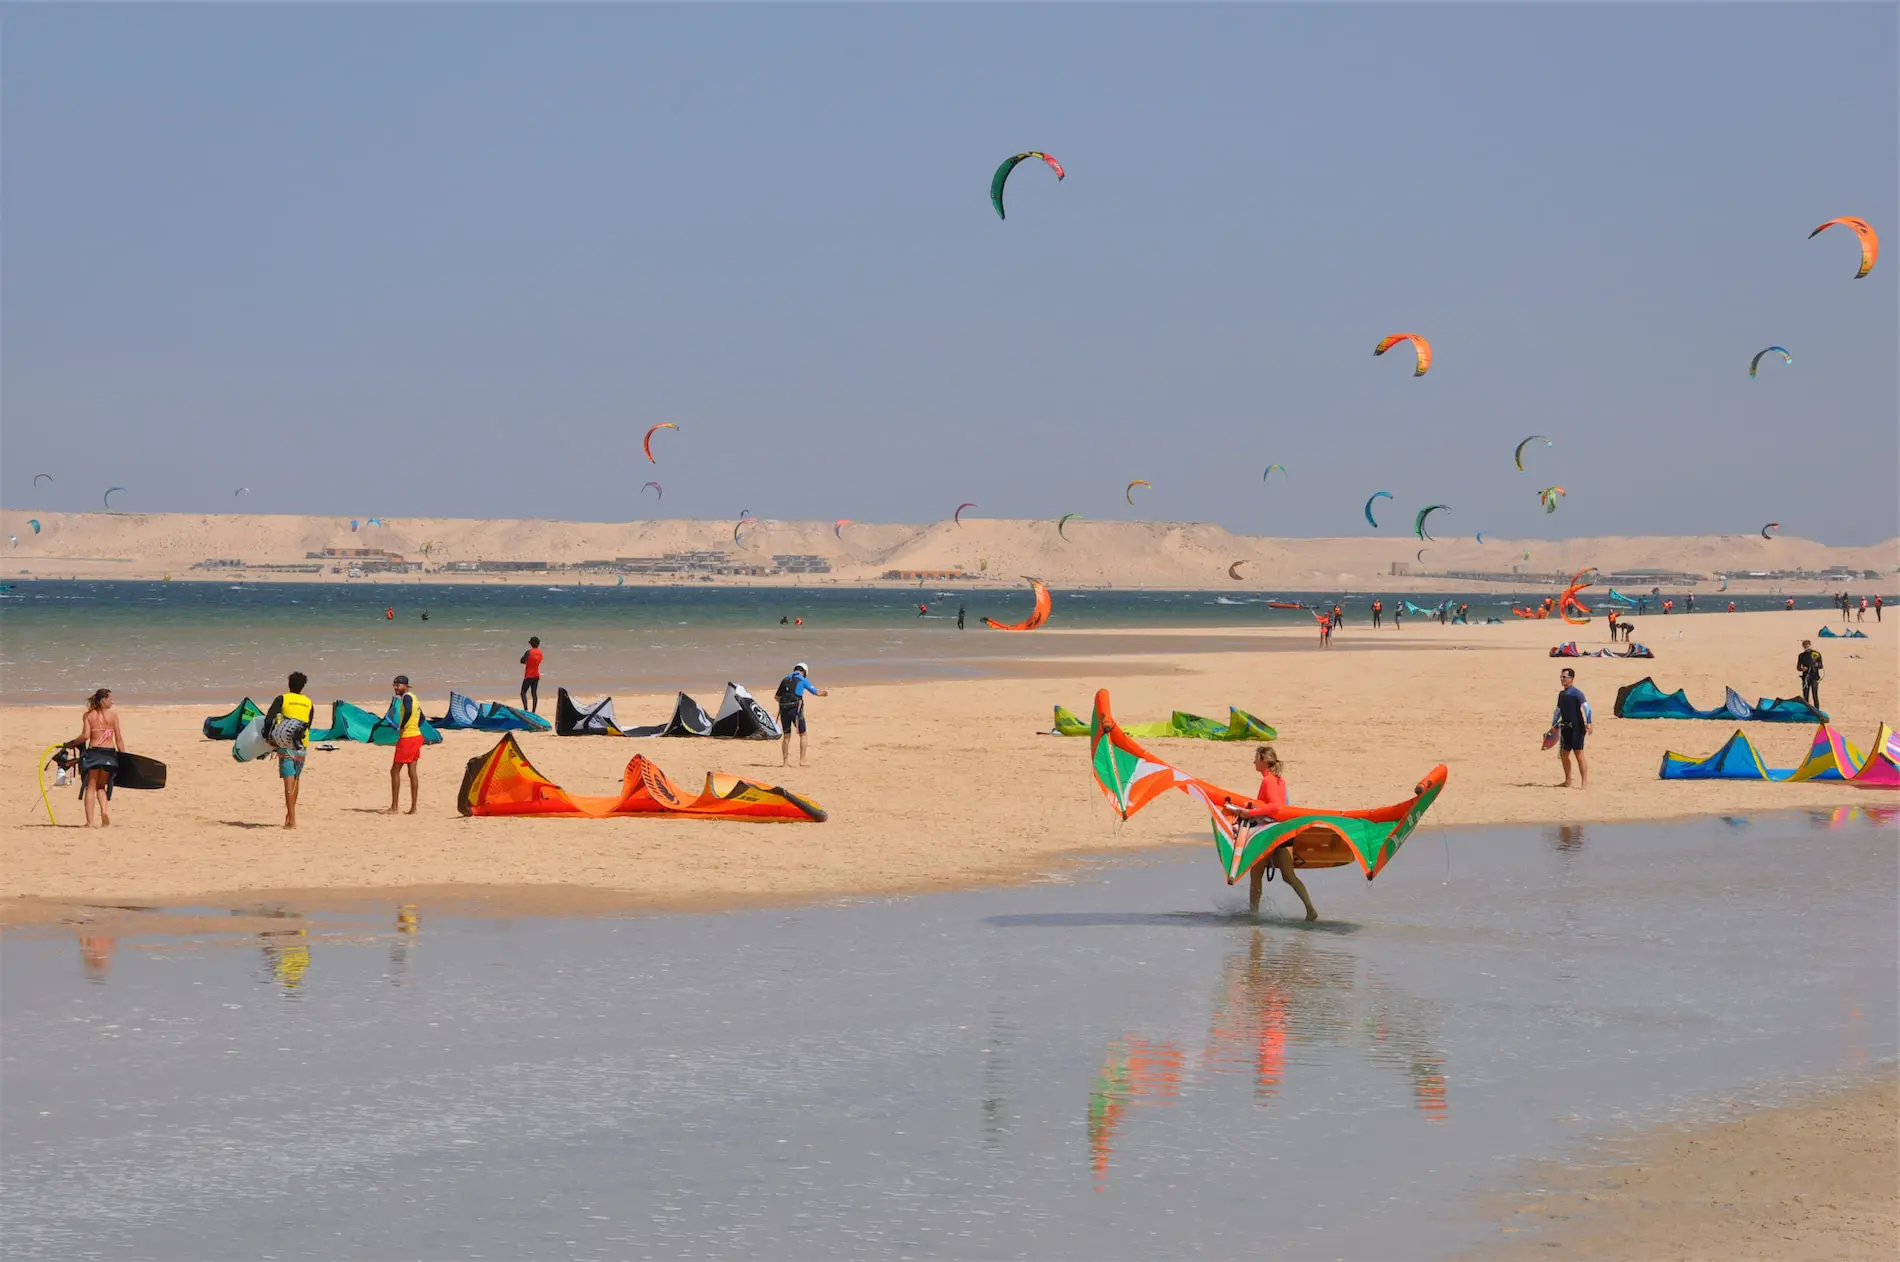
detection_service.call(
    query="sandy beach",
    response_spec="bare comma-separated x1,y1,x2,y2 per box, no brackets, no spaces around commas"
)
6,608,1893,923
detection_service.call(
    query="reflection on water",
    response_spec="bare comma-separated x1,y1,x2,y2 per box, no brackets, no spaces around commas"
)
1089,929,1449,1186
259,930,310,993
1546,822,1587,851
1809,805,1899,829
388,904,419,987
78,936,115,983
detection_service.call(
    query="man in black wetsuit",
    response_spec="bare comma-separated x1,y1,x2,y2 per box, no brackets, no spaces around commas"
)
1796,640,1823,710
1553,668,1592,789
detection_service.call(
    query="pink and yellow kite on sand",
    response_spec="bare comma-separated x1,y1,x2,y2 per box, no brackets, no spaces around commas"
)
1088,689,1447,883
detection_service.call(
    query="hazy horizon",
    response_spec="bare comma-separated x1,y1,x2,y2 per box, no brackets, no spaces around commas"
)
5,5,1895,544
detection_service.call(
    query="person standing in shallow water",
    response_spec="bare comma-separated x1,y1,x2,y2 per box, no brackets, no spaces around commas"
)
1240,745,1316,921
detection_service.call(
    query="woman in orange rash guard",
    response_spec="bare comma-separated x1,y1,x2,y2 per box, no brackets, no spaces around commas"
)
1242,746,1317,921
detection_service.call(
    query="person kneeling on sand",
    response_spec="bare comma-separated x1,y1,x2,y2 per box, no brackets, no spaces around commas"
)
1238,745,1318,921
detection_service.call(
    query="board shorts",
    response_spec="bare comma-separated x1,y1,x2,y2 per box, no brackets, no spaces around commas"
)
1559,726,1586,753
778,705,806,735
392,735,424,765
279,749,306,779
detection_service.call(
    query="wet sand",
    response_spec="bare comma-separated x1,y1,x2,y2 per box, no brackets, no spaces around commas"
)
4,610,1894,926
1475,1076,1898,1260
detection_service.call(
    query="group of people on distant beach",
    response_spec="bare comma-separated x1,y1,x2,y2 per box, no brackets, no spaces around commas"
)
1835,592,1880,623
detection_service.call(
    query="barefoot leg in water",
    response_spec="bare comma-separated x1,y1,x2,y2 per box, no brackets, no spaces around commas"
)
1274,849,1318,921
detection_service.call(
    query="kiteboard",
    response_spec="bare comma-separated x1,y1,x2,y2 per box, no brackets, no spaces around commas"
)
1541,725,1560,751
233,714,274,763
114,752,168,790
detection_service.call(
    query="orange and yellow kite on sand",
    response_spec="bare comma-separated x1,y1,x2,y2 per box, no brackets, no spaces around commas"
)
457,733,825,821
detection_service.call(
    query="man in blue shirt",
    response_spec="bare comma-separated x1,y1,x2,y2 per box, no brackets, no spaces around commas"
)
775,662,829,767
1553,668,1593,788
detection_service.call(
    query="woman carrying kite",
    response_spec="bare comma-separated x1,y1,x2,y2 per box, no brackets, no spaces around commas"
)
1240,745,1318,921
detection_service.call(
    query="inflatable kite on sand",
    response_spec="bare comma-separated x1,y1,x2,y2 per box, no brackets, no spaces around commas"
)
457,733,826,821
985,577,1052,630
1088,689,1447,883
1658,724,1865,782
1051,704,1276,741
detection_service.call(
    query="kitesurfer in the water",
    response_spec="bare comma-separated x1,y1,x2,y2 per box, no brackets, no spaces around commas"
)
1240,745,1317,921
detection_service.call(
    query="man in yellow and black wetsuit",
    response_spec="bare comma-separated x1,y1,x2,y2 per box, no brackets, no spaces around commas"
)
263,672,314,829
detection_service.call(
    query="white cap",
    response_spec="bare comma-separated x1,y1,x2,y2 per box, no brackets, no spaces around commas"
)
794,662,809,675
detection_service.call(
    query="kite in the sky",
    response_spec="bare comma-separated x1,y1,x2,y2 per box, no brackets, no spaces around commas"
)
834,519,852,539
1808,216,1879,278
990,152,1064,220
640,481,663,500
1416,548,1430,563
1538,486,1566,514
1058,512,1083,541
734,516,758,545
1262,464,1287,483
954,502,977,525
103,486,126,512
1125,479,1151,505
1228,560,1246,581
643,422,677,464
366,518,383,527
33,473,53,488
27,520,40,534
1513,436,1551,472
1749,347,1793,378
1364,491,1392,528
234,486,250,497
1374,333,1432,377
1761,522,1779,540
1475,531,1488,544
1413,504,1448,540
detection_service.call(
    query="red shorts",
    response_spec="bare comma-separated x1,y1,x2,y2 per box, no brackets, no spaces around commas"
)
392,734,425,765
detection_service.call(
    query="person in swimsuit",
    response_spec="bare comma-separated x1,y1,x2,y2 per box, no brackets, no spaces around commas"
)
72,687,127,828
1240,745,1317,920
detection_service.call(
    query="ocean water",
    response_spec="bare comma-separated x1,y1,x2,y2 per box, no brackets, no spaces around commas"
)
0,581,1836,704
3,810,1892,1260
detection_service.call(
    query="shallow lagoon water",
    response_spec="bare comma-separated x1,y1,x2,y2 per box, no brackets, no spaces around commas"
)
3,811,1893,1260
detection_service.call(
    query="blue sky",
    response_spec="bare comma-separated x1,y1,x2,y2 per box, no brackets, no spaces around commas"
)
5,4,1895,542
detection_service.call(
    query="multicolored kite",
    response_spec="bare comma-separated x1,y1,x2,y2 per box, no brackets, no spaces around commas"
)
834,518,852,539
1058,512,1083,541
1262,464,1287,483
640,481,663,500
1414,503,1448,540
1125,479,1151,505
1808,216,1878,278
1761,522,1779,540
1538,486,1566,514
1088,689,1447,883
954,501,977,525
642,422,677,464
1374,333,1432,377
733,516,758,544
991,151,1065,220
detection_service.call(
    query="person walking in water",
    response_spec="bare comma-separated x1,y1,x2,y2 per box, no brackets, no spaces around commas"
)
383,675,424,815
519,637,543,714
71,688,127,828
1553,668,1592,789
1240,745,1317,921
1797,639,1824,711
957,602,966,630
774,662,829,767
263,672,314,829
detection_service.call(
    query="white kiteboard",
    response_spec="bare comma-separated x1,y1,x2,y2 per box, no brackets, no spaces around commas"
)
233,714,274,763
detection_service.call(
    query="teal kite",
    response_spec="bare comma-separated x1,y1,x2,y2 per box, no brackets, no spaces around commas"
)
1364,491,1392,528
1414,504,1448,541
991,152,1064,220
